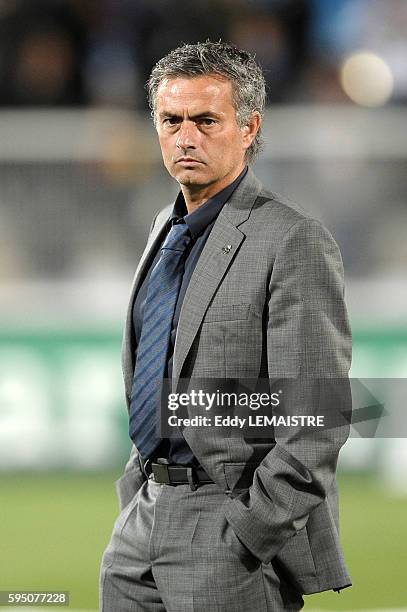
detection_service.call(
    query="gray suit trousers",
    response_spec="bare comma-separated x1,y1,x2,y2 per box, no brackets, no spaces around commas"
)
99,478,304,611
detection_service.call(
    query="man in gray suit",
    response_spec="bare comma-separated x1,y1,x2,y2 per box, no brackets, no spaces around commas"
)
100,41,352,611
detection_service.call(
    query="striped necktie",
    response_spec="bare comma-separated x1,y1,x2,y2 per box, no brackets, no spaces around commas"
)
129,221,191,459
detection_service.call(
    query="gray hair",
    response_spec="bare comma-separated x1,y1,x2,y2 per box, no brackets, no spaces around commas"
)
147,41,267,163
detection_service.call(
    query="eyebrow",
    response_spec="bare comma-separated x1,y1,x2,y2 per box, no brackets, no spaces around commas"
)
158,110,222,120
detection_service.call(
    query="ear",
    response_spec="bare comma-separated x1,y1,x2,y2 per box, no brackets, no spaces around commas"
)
242,111,261,151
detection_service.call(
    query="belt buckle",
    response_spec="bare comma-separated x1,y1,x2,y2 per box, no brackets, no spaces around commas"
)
152,462,170,484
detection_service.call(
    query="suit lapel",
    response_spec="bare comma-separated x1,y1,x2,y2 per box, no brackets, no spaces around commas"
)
172,217,243,388
172,168,263,387
121,205,172,403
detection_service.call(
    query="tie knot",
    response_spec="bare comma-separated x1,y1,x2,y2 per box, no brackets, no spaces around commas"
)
161,222,191,253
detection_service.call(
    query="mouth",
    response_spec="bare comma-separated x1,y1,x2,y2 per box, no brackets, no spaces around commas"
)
175,157,203,165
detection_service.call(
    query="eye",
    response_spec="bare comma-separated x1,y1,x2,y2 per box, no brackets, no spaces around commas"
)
200,118,216,126
163,117,179,126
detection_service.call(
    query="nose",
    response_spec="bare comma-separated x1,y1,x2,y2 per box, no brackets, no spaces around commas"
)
176,121,197,151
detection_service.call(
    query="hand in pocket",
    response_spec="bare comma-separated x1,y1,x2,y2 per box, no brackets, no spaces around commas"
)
222,518,261,571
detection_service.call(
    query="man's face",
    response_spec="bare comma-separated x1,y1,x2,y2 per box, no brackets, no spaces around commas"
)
155,74,255,193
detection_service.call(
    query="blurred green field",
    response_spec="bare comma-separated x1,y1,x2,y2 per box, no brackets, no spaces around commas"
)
0,472,406,610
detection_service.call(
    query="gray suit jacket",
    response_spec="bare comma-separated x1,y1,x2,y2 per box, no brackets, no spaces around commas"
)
117,167,352,595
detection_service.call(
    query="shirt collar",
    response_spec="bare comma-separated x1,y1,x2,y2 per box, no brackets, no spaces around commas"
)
168,166,248,238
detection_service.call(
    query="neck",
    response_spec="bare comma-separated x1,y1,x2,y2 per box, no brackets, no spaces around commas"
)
180,163,245,213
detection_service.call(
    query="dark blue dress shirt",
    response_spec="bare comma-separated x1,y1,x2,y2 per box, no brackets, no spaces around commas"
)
132,167,247,464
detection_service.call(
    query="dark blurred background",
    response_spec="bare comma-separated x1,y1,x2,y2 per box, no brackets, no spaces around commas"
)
0,0,406,280
0,1,406,610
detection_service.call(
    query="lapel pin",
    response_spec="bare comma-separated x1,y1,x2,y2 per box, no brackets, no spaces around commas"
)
222,244,232,254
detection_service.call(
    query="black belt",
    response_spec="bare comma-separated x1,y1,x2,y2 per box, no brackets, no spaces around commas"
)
142,459,214,490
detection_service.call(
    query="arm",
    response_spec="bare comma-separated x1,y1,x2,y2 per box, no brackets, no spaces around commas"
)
224,218,352,563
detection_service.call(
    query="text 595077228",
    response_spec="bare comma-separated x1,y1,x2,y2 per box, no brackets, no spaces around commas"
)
0,591,69,606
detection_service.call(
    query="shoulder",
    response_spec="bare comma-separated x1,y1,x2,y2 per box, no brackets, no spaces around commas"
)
235,167,316,234
256,184,313,228
250,183,334,244
239,176,342,266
